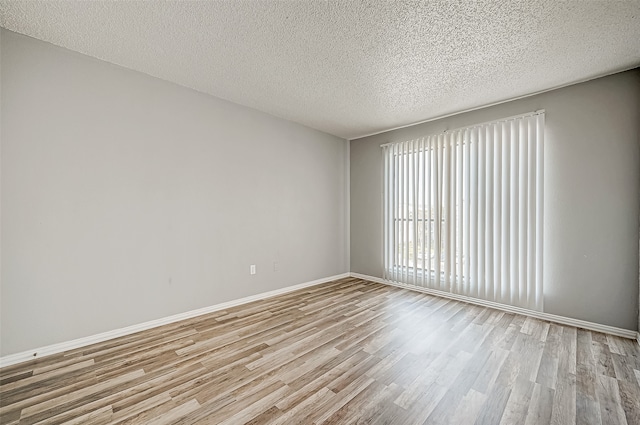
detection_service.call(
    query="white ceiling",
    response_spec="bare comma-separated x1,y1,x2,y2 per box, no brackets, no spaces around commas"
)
1,1,639,139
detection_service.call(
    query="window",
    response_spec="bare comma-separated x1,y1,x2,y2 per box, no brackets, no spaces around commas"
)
382,111,544,311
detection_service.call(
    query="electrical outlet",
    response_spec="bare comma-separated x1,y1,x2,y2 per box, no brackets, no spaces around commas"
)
273,262,278,272
250,265,256,275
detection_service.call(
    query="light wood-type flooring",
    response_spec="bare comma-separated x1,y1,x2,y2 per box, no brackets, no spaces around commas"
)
1,277,639,424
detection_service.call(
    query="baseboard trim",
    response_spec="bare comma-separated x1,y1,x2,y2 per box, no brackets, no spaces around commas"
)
0,272,350,369
350,272,638,340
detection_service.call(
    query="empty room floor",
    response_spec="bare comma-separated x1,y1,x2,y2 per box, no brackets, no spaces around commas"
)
1,277,639,424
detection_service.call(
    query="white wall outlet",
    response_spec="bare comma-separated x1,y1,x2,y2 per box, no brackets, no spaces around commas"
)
250,265,256,275
273,262,278,272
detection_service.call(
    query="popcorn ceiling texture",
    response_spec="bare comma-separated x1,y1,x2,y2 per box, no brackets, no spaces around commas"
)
1,0,639,139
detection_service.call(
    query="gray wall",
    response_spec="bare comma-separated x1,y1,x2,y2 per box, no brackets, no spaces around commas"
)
351,69,640,331
0,30,348,356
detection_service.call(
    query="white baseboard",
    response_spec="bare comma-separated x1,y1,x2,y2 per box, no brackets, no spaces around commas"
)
2,271,635,368
0,272,350,369
350,272,638,340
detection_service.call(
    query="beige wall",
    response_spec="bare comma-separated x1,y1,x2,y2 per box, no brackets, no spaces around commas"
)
0,30,349,356
351,69,640,331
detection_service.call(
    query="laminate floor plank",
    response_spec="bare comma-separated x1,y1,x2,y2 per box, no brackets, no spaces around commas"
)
523,383,555,425
1,277,638,424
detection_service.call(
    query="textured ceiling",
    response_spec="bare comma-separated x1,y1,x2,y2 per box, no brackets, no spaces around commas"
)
1,1,639,139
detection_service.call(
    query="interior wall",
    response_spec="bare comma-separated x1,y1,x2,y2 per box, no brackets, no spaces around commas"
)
351,69,640,331
0,30,348,356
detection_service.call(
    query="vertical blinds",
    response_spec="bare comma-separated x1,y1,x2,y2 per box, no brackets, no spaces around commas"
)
382,111,544,311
